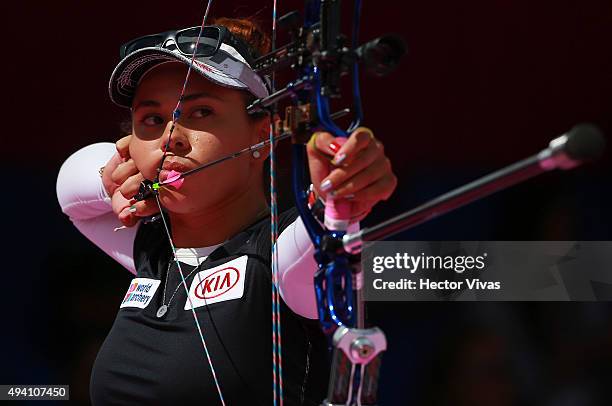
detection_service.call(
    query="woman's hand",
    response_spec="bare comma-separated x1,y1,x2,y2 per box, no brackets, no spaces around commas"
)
306,127,397,223
102,135,159,227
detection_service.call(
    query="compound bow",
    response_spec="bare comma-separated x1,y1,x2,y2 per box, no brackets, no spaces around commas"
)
133,1,604,405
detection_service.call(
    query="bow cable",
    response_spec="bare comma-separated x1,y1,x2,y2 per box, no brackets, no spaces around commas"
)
269,1,284,405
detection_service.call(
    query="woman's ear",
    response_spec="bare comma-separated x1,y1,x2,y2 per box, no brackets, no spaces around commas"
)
251,114,272,161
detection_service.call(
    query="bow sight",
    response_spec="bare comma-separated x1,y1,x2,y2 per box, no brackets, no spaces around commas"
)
247,0,406,141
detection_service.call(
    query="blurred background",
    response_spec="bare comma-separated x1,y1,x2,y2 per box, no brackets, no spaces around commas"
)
2,0,611,404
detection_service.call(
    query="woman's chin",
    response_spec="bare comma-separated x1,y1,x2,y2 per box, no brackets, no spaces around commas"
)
159,190,191,213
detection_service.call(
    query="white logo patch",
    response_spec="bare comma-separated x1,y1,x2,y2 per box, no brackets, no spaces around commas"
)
185,256,248,310
120,278,161,309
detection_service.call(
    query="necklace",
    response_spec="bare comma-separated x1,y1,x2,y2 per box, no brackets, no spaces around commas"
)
156,206,271,318
156,261,202,318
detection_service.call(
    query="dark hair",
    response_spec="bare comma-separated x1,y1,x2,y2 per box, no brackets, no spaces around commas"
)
212,17,271,121
211,17,271,58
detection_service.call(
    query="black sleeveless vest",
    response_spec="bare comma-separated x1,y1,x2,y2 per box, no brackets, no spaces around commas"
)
90,208,329,405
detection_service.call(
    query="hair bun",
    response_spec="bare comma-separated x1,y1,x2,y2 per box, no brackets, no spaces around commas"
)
212,17,271,60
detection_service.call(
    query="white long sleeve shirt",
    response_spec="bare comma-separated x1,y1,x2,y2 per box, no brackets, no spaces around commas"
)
56,142,347,319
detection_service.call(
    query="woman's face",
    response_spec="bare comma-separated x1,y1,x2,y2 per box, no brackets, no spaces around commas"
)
129,62,269,214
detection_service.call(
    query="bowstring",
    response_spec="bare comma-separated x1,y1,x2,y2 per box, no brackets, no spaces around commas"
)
154,195,226,405
152,1,226,405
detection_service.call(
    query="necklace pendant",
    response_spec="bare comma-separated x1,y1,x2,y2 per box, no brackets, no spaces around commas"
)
156,305,168,318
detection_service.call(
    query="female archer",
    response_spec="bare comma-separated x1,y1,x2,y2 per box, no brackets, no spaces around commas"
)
56,17,397,405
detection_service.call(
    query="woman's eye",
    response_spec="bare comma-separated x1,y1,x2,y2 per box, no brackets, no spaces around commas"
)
191,107,212,118
142,115,164,126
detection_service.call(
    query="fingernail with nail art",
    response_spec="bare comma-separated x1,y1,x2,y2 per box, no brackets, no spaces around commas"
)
320,179,333,192
332,153,346,166
329,141,342,154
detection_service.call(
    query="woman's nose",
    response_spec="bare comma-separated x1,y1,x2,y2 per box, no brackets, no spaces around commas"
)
162,121,190,153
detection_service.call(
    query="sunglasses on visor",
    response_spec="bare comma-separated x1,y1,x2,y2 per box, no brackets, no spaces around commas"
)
119,25,256,65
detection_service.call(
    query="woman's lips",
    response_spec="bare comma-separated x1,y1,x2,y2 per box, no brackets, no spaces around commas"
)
160,161,190,180
162,161,192,173
159,169,176,182
159,160,192,188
